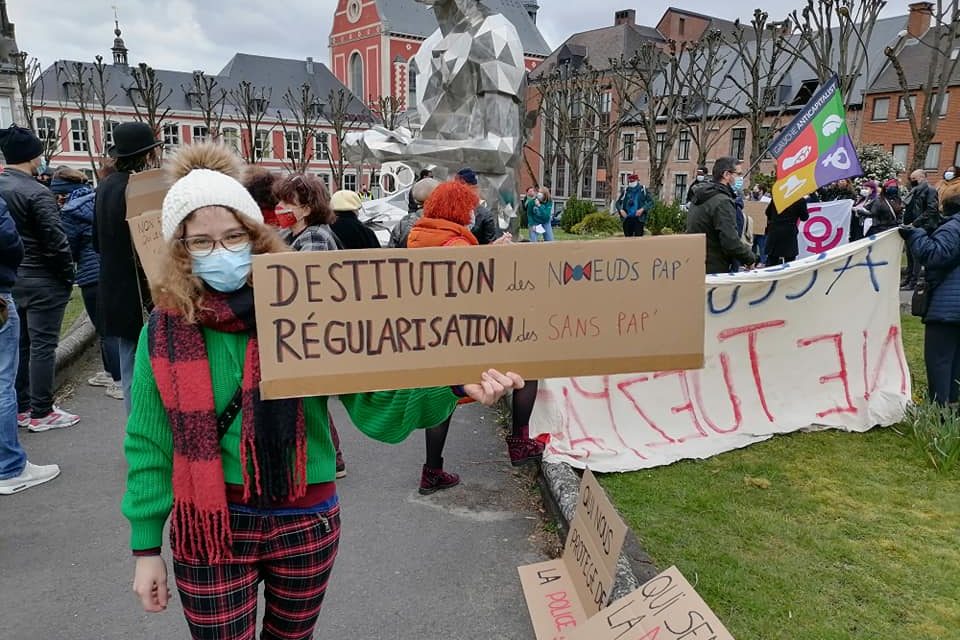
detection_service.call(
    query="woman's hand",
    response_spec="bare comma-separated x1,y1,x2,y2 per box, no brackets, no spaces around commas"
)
133,555,169,613
462,369,524,406
493,234,513,245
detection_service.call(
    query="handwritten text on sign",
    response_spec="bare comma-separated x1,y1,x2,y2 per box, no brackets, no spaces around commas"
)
532,231,910,472
252,237,705,398
126,168,170,286
518,470,629,640
569,566,735,640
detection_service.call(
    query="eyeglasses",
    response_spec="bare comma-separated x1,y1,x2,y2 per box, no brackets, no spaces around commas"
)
181,229,251,257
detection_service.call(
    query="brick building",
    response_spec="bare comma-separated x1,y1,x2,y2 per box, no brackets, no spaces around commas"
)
529,5,917,206
861,2,960,177
328,0,551,109
26,22,370,188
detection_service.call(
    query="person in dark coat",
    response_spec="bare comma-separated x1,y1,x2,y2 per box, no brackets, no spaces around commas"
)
0,193,61,494
0,125,79,431
764,198,809,265
330,190,381,249
58,167,122,400
457,167,501,244
93,122,162,415
902,194,960,404
902,169,941,289
390,178,439,248
861,178,903,236
685,157,757,274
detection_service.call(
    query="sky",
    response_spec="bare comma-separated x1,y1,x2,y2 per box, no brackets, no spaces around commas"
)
8,0,908,74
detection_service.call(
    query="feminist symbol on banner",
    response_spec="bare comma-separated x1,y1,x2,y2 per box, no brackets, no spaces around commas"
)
802,214,845,254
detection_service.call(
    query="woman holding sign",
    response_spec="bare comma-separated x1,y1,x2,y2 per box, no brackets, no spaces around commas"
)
121,144,523,639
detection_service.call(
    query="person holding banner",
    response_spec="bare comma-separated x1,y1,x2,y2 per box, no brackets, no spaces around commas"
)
122,143,523,639
902,194,960,405
764,197,809,265
685,157,757,274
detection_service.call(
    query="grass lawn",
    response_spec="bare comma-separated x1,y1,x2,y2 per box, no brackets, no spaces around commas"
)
60,286,86,338
601,315,960,640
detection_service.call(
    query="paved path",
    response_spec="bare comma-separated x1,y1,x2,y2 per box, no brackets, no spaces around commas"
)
0,353,545,639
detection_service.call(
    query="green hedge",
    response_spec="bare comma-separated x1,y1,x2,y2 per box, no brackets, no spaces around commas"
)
572,212,621,235
646,201,686,235
559,197,596,233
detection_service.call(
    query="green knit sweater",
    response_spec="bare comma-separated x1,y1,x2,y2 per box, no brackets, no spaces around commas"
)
121,326,459,551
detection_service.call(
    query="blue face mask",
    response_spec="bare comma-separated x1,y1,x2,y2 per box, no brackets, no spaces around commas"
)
733,177,744,193
191,245,252,293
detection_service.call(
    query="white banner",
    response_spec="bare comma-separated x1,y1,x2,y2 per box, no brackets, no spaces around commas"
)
797,199,853,258
531,231,910,472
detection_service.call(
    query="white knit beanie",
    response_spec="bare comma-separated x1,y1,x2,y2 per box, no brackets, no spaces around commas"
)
160,143,264,241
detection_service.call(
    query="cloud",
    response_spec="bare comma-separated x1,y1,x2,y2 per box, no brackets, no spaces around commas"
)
7,0,907,75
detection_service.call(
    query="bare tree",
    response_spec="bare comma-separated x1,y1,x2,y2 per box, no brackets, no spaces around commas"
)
227,81,272,164
724,10,803,172
676,30,740,168
533,60,607,198
12,52,62,163
56,61,99,173
883,0,960,171
276,83,325,173
609,40,687,200
91,55,117,157
128,62,174,140
325,87,364,189
369,94,406,130
183,71,228,142
787,0,887,110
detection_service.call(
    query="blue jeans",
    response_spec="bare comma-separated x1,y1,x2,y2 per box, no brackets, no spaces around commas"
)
0,293,26,479
529,221,554,242
118,336,138,416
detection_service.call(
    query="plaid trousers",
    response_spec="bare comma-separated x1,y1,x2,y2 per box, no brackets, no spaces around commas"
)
172,505,341,640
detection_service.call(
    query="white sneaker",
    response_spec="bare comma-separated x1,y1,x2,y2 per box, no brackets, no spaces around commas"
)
88,371,113,387
28,406,80,433
104,382,124,401
16,412,31,428
0,461,61,495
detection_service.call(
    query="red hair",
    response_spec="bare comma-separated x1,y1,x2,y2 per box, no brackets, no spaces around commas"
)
423,180,478,226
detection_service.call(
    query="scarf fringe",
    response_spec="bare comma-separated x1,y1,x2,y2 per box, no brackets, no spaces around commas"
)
171,499,233,563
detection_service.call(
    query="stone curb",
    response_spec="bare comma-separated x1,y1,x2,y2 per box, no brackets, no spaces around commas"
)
538,460,659,600
55,314,96,373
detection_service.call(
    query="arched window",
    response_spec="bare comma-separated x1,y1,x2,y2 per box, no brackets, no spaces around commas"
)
350,52,364,96
407,66,417,109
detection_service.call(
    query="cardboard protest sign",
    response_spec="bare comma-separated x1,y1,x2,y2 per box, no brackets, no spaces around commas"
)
742,200,767,235
518,469,629,639
125,169,170,286
251,236,705,399
532,231,910,472
569,566,735,640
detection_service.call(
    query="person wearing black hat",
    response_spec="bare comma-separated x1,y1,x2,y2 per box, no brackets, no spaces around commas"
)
456,167,501,245
0,125,81,433
93,122,163,415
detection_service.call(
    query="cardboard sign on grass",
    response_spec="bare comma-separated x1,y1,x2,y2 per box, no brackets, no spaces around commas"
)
125,169,169,286
251,236,705,399
569,566,735,640
517,469,629,639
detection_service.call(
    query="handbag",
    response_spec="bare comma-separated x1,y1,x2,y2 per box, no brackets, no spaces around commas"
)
912,266,934,318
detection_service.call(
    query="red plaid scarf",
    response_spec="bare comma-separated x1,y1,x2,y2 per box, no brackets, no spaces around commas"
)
148,287,307,562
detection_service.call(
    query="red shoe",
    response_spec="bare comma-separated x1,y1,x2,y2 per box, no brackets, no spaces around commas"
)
419,461,460,495
506,435,545,467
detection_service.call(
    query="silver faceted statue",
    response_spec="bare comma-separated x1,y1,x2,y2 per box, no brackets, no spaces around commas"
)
344,0,528,233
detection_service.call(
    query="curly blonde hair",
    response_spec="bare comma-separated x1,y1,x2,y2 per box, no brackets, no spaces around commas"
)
151,211,288,323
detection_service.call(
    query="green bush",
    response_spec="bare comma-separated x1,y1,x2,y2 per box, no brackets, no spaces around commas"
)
646,201,686,236
559,197,595,233
571,211,621,236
